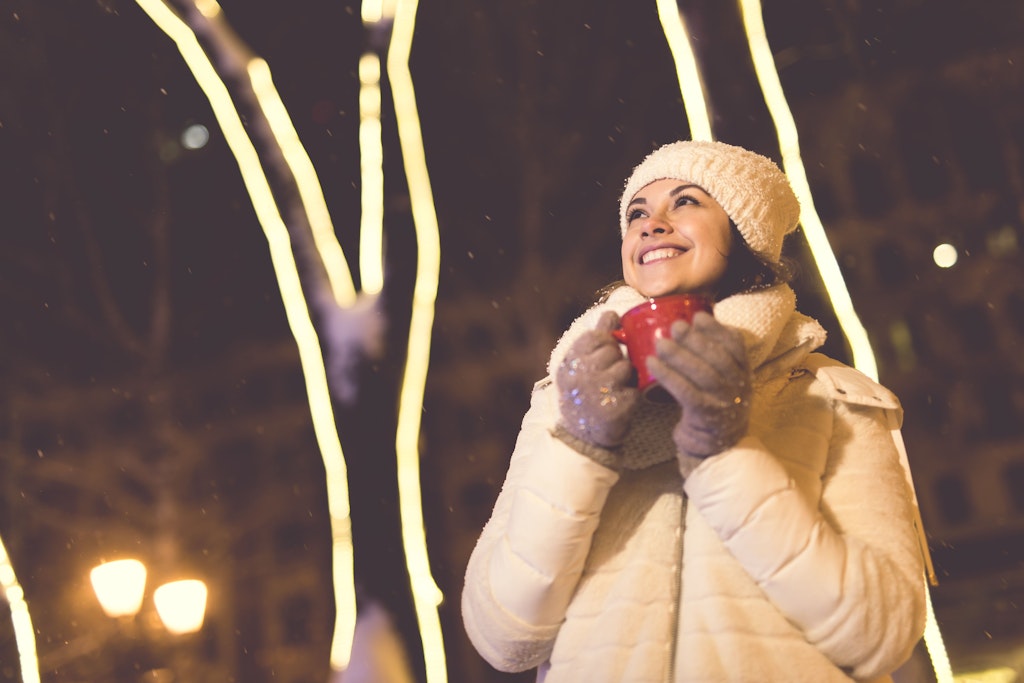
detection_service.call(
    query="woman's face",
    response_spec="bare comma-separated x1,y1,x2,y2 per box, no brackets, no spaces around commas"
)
621,178,733,298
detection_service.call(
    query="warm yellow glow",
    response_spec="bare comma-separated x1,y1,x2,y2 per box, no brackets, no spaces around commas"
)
923,578,954,683
153,579,208,635
738,0,950,678
954,668,1018,683
387,0,447,681
134,0,357,669
194,0,221,19
1,535,41,683
358,52,386,295
738,0,878,381
933,243,958,268
90,559,147,618
361,0,397,24
247,58,359,307
655,0,713,141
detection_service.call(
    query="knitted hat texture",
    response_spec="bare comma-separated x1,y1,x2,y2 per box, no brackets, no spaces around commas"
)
619,140,800,263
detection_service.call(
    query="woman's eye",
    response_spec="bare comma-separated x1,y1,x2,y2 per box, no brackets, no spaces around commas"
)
675,195,697,208
626,208,646,222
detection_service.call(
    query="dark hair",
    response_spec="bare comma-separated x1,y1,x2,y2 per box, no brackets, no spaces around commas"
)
597,222,796,303
713,222,796,299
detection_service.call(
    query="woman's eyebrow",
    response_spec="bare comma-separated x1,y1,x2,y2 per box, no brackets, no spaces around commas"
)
670,183,702,196
629,183,704,210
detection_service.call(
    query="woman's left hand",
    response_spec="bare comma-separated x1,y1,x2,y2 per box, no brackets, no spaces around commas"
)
647,312,752,460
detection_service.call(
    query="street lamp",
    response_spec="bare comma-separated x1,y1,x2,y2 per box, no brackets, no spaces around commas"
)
90,558,207,633
89,559,148,619
89,559,208,681
153,579,207,635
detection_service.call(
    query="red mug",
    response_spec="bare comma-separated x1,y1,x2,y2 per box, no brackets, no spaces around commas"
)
611,294,714,400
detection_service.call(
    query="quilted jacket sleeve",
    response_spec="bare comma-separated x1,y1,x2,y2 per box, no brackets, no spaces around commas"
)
461,380,620,673
683,363,927,680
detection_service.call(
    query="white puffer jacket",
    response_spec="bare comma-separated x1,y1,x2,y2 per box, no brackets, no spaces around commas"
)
462,285,927,682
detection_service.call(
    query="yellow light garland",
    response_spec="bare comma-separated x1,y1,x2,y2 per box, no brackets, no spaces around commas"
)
133,0,357,669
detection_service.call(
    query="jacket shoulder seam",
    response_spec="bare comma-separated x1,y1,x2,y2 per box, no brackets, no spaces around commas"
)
798,353,901,411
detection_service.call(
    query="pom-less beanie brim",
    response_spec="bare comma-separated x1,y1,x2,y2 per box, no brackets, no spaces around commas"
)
619,140,800,264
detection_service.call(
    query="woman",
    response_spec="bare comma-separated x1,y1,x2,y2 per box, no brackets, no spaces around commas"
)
462,140,927,682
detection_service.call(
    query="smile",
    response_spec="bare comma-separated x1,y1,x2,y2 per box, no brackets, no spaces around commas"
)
640,247,686,265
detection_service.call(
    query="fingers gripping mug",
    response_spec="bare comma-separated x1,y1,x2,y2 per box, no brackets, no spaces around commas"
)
611,294,714,401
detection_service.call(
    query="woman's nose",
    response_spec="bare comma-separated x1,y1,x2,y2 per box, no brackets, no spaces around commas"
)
641,218,671,237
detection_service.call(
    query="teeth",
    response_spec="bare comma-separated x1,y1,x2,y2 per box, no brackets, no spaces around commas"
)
641,247,683,264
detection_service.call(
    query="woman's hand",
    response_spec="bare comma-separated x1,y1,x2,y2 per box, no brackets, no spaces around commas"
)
556,311,639,450
647,312,751,460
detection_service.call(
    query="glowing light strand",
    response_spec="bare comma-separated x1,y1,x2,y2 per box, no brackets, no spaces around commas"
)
358,52,386,295
246,57,358,307
133,0,357,669
737,0,877,380
923,576,954,683
361,0,397,24
655,0,713,141
0,535,41,683
737,1,951,679
359,0,392,299
386,0,448,681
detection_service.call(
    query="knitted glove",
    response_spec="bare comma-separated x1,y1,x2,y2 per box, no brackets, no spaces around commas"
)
555,311,639,456
646,311,751,461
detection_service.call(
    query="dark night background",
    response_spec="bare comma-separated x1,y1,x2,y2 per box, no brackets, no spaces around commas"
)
2,1,1023,682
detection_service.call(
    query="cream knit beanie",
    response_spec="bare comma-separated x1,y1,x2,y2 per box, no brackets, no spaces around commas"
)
619,140,800,264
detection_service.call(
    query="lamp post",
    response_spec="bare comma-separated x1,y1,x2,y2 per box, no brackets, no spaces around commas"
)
89,559,208,681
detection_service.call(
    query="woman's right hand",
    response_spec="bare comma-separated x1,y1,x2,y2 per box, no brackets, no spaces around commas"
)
556,311,639,449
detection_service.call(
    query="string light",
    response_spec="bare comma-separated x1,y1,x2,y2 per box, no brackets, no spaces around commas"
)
358,52,386,295
246,56,357,307
0,535,40,683
361,0,397,24
923,579,955,683
386,0,448,680
655,0,712,141
737,0,878,380
133,0,357,669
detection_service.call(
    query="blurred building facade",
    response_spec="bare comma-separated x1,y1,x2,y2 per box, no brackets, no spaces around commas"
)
3,340,334,683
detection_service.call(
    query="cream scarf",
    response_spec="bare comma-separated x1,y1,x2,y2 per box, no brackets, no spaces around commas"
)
545,283,827,470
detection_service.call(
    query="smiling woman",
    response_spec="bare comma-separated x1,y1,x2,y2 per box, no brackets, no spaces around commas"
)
462,139,928,682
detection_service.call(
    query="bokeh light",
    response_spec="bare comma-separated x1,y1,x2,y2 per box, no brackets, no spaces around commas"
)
180,123,210,150
933,243,958,268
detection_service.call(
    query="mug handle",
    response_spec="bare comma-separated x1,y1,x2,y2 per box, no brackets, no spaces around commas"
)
610,328,627,343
